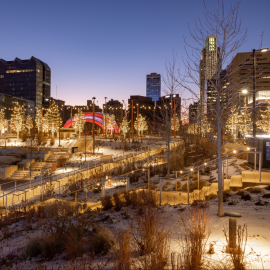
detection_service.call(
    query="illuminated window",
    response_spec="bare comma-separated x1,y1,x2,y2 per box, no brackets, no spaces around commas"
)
209,37,215,51
0,75,3,78
6,69,34,73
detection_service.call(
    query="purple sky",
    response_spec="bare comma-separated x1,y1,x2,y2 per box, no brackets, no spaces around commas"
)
0,0,269,108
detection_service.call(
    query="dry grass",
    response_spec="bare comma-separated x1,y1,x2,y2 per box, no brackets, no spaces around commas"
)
246,187,262,194
223,224,249,270
101,196,113,211
175,203,212,269
113,230,131,270
129,205,170,269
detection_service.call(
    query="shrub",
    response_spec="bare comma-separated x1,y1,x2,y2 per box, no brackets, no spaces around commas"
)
129,205,170,269
241,194,251,201
93,184,102,194
130,191,138,208
176,203,211,269
123,191,131,206
265,185,270,191
181,180,207,192
246,187,262,194
90,228,114,255
101,196,113,211
223,224,249,270
66,225,84,259
42,234,64,259
262,193,270,199
23,236,42,259
113,230,131,270
113,192,123,211
236,190,246,196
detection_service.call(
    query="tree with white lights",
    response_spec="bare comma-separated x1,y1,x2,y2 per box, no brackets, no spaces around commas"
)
35,108,43,132
42,114,49,134
257,101,270,134
134,114,148,136
119,116,130,139
0,109,7,136
45,100,62,134
171,115,180,132
11,103,24,139
107,114,115,135
25,115,33,133
74,108,85,138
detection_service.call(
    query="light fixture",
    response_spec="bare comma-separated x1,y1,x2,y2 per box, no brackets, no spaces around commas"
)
233,150,236,153
242,89,248,94
261,48,268,52
247,147,250,150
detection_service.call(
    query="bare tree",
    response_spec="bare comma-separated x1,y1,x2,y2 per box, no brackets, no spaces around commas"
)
153,53,181,177
178,0,250,216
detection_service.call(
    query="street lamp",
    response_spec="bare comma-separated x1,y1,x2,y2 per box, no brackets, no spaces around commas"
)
252,48,269,138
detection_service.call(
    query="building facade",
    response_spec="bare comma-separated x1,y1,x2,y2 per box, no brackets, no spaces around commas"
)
146,73,161,105
106,99,123,124
0,56,51,110
228,49,270,107
189,101,198,123
199,36,220,118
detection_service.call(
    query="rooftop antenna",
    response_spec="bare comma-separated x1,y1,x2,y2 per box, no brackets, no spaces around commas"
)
56,84,57,99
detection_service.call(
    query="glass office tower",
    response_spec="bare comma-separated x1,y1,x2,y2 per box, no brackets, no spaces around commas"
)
146,73,161,106
0,56,51,110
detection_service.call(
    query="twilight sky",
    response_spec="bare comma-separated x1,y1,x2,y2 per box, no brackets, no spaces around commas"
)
0,0,269,108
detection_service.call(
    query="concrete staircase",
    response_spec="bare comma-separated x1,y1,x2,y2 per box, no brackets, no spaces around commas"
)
8,170,40,180
25,162,53,171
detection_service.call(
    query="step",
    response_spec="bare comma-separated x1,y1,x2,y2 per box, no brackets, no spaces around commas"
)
242,171,270,184
229,175,243,188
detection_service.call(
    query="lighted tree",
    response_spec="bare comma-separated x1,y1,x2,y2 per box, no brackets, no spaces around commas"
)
0,109,8,136
45,100,62,134
119,116,130,139
134,114,148,136
107,114,115,135
25,115,33,133
171,115,180,132
74,108,85,138
11,103,24,139
226,106,252,139
257,101,270,134
42,114,49,134
35,108,43,132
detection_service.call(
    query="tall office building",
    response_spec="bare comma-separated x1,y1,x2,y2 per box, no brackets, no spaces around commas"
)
228,49,270,106
0,56,51,110
199,36,219,118
146,73,161,105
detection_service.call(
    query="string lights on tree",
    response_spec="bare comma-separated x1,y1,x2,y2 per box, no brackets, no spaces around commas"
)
73,108,85,138
25,115,33,133
134,114,148,136
35,108,43,133
11,102,24,139
257,101,270,134
171,115,180,132
44,100,62,134
107,114,115,135
0,109,7,136
119,116,130,139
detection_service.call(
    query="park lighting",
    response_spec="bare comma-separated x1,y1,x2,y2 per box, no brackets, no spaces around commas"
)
204,163,207,166
180,171,183,174
191,168,193,172
247,147,250,150
233,150,236,153
242,89,248,94
261,48,269,52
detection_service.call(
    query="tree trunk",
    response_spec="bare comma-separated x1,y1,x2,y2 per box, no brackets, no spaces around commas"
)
217,79,223,216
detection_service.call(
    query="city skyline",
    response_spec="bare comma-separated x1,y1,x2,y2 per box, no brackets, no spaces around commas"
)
0,0,269,107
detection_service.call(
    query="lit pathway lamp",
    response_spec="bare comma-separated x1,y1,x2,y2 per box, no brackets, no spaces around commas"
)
104,97,107,139
252,48,269,138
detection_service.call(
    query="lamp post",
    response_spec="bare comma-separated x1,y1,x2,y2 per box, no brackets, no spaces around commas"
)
131,100,133,138
92,97,96,155
137,103,139,137
252,48,269,138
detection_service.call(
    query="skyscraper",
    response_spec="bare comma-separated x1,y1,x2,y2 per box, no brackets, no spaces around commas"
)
199,36,219,118
0,56,51,110
146,73,161,105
